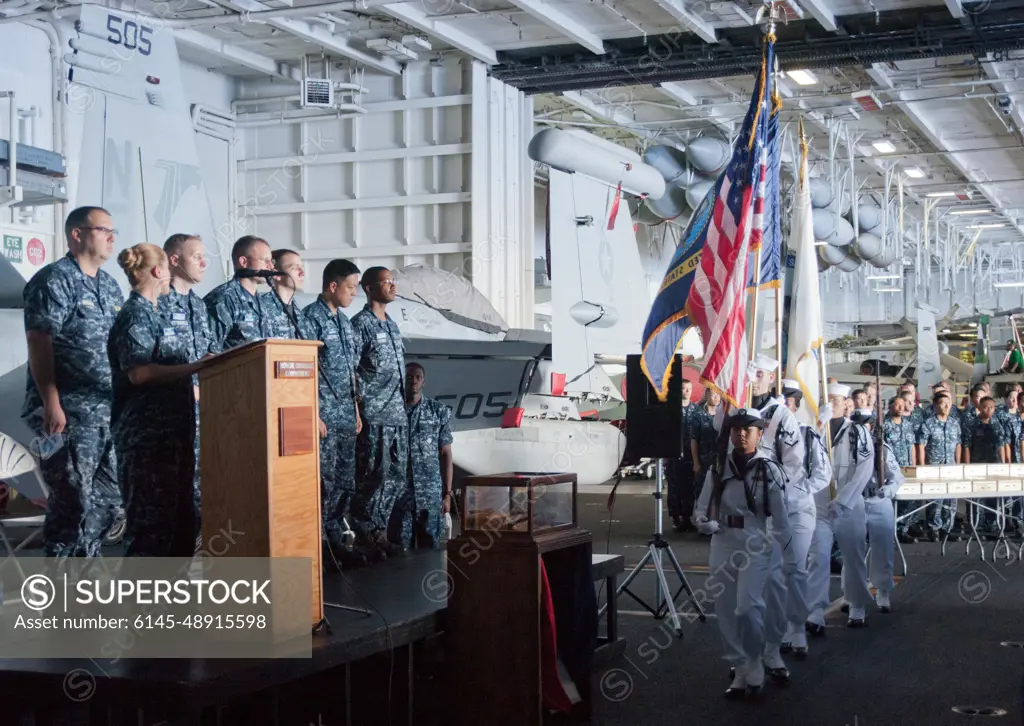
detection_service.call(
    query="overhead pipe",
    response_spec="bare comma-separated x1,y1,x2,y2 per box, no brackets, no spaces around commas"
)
234,105,368,128
0,90,17,193
0,0,392,25
30,19,64,249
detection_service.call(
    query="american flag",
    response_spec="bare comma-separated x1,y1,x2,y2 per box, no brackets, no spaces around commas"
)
685,37,776,407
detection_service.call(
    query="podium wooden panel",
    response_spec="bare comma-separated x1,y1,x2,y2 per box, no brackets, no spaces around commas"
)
197,339,324,628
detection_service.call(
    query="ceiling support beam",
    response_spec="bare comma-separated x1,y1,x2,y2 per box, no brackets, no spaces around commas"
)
175,30,300,82
504,0,605,55
944,0,965,19
649,0,717,44
213,0,402,75
981,54,1024,144
657,82,733,136
870,63,1024,241
798,0,839,32
381,3,499,65
556,91,674,146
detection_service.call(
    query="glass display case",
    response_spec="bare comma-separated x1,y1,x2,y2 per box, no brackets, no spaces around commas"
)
460,472,577,536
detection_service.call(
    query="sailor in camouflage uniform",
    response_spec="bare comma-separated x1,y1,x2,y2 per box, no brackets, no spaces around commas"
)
916,391,962,539
302,259,365,567
996,390,1022,464
160,234,219,542
394,362,455,549
884,395,919,542
667,379,696,531
689,388,722,494
108,244,203,557
351,266,408,556
22,207,125,558
203,236,278,350
265,248,314,339
964,396,1006,534
960,384,985,436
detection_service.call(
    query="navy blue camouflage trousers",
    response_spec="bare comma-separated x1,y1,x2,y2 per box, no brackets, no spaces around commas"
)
118,433,197,557
320,425,357,547
352,424,408,544
37,424,122,558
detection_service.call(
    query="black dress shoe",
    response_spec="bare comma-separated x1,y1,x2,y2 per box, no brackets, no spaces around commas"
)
779,642,793,653
847,618,866,628
805,622,826,637
729,667,736,680
724,686,746,700
792,646,808,660
765,667,790,684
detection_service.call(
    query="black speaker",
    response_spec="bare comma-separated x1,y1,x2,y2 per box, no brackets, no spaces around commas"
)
625,354,683,459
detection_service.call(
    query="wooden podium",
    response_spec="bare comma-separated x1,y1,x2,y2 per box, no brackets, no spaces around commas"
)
197,339,324,629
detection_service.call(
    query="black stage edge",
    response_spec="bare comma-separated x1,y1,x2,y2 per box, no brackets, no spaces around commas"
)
0,550,448,726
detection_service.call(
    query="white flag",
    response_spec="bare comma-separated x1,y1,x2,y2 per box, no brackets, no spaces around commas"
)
785,124,826,427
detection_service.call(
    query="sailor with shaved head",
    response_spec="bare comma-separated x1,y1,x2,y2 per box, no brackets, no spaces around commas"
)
22,206,125,557
350,266,408,559
160,233,219,544
203,235,278,351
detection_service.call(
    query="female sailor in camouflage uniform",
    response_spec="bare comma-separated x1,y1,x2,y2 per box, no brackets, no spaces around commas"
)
108,244,203,557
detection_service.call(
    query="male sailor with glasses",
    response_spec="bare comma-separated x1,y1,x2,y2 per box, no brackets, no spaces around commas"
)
22,206,125,557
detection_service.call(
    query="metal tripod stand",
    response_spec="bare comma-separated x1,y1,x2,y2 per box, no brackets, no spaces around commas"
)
598,459,707,637
323,518,372,618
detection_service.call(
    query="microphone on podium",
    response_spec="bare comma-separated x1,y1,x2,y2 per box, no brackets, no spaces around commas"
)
235,269,286,279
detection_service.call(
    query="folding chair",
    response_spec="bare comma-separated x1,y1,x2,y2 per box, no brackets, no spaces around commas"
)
0,432,49,582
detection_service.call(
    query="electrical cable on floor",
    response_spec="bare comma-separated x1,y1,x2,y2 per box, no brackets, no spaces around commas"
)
325,541,396,726
597,434,625,604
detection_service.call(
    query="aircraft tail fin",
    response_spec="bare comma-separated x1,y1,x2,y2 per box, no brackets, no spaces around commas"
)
547,169,647,400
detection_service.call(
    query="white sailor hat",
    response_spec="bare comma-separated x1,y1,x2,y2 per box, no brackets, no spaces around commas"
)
827,382,851,398
781,379,801,394
748,353,779,373
729,408,765,429
851,407,875,424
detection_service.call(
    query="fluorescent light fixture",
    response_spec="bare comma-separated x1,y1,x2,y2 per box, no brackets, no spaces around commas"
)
949,209,992,215
942,327,952,333
872,140,896,153
787,69,817,85
866,274,901,280
926,191,957,197
967,223,1006,229
904,167,925,178
875,287,902,292
994,281,1024,288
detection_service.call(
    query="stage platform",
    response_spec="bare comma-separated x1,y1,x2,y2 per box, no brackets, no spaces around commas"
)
0,550,447,726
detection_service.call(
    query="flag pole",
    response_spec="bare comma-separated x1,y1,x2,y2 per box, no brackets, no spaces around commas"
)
797,113,836,500
747,246,764,407
746,3,777,407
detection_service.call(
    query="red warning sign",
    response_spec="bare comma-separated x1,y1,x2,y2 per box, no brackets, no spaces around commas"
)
26,238,45,266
